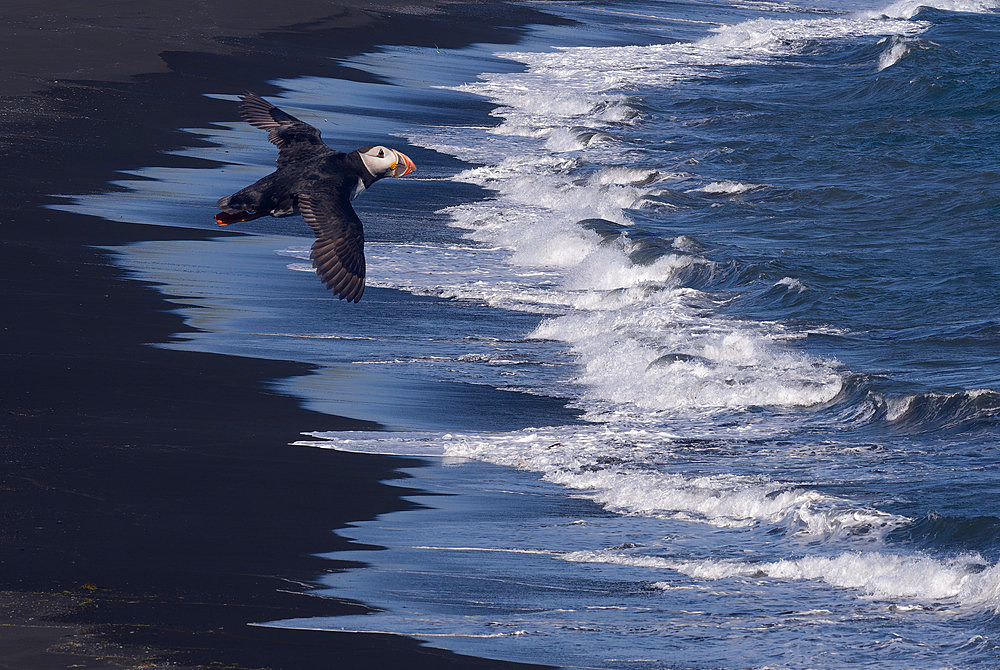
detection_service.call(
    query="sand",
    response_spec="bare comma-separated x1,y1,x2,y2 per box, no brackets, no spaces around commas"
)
0,1,564,667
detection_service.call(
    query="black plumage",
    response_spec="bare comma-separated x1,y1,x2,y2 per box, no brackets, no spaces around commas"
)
215,92,416,302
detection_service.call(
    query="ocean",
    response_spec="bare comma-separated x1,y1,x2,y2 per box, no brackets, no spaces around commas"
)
55,0,1000,666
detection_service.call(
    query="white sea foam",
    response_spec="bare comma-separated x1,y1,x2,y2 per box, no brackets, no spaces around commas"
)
477,8,930,103
302,428,908,541
444,0,1000,135
395,0,981,424
303,429,991,612
405,123,844,421
877,36,912,70
565,550,1000,613
693,180,765,194
885,394,915,421
530,301,843,416
680,552,996,601
884,388,1000,428
873,0,1000,20
776,276,807,292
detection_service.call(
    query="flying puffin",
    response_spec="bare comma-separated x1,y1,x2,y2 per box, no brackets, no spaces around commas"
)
215,92,416,302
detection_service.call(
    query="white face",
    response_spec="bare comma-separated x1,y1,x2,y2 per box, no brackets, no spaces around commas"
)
359,145,400,178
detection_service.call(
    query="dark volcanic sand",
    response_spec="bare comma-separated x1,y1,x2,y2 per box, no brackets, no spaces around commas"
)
0,2,565,668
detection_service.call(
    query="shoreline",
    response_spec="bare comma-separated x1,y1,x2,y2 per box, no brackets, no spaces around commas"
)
0,2,566,667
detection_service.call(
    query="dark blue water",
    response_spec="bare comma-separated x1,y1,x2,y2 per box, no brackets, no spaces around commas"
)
56,0,1000,666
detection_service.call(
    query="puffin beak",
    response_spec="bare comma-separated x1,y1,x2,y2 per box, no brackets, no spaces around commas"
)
391,149,416,177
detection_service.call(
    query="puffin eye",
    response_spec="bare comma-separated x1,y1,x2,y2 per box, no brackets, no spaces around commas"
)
377,149,385,158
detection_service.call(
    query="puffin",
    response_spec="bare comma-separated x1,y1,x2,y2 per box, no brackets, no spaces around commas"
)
215,92,416,302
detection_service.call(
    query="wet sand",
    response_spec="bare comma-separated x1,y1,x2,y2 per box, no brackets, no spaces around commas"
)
0,1,564,667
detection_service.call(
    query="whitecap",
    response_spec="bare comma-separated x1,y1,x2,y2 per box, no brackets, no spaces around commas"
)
570,549,1000,613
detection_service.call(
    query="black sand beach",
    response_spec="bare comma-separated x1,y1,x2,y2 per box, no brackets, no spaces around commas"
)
0,2,562,667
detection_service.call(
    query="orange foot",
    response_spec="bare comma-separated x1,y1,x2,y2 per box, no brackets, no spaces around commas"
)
215,211,266,226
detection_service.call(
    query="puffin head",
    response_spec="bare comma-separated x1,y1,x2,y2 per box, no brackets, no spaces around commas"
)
358,145,416,179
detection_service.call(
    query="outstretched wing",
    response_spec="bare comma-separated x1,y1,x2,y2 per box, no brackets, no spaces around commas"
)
239,92,335,166
298,189,366,302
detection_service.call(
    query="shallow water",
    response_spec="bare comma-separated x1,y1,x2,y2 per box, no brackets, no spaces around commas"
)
57,0,1000,666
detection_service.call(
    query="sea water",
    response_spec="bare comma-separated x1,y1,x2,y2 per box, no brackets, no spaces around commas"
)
55,0,1000,666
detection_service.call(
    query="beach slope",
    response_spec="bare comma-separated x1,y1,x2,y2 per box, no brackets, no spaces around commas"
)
0,1,561,667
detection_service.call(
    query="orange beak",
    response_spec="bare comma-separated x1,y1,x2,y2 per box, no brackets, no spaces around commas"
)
391,150,416,177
